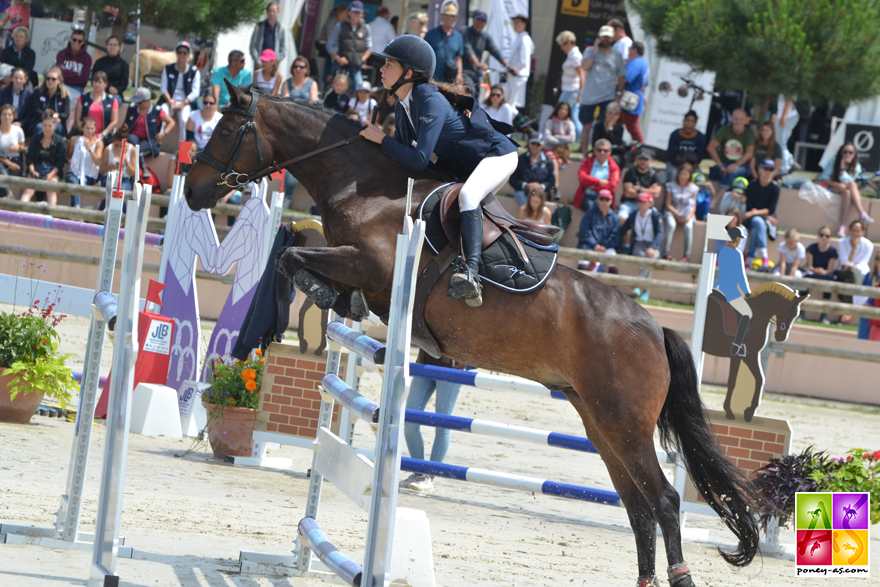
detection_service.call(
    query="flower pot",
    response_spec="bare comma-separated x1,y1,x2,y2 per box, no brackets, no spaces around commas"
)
202,402,256,459
0,370,45,424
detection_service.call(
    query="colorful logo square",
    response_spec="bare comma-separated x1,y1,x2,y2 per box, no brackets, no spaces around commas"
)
795,492,833,530
832,529,869,566
797,530,832,565
832,492,870,530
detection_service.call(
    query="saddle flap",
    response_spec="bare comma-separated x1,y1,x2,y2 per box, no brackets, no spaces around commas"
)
709,290,739,337
481,194,561,246
439,184,503,249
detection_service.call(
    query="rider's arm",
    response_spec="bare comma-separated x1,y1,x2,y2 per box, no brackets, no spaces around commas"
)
380,95,445,170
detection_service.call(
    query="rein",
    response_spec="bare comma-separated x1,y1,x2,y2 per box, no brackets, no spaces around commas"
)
195,88,364,189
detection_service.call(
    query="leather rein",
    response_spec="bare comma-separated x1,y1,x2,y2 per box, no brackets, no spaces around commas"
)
194,88,364,189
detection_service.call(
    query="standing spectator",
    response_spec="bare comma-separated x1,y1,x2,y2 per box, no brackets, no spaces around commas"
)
665,110,705,182
423,3,463,85
254,49,281,95
819,142,874,236
185,92,221,151
856,251,880,340
124,87,176,161
21,111,64,205
775,228,805,277
540,101,576,150
574,137,620,212
211,50,253,108
350,81,377,124
160,41,200,131
620,148,661,225
555,30,584,137
749,122,781,180
621,191,664,301
408,13,428,38
503,14,533,108
323,73,350,113
460,11,507,101
316,5,348,88
607,18,632,60
55,29,92,103
707,108,755,189
591,101,625,167
65,115,103,208
663,163,698,261
620,41,647,143
0,0,29,34
28,66,68,137
719,176,748,217
743,159,780,268
74,71,119,140
482,84,516,127
577,189,620,254
0,104,24,196
367,6,396,81
328,0,372,89
692,171,715,221
578,25,625,152
1,27,36,88
99,123,137,193
517,186,552,224
281,55,319,102
91,36,129,102
0,67,31,130
774,95,798,173
836,220,874,323
508,133,555,205
804,225,838,323
249,2,291,70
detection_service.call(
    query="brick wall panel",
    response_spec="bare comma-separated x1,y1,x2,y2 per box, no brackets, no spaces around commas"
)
280,405,301,417
267,365,285,375
740,439,763,450
269,413,289,424
729,427,753,438
751,451,774,462
301,408,320,420
726,447,750,459
717,435,739,447
285,368,306,379
711,424,729,435
764,442,785,453
753,430,776,442
273,395,292,406
276,357,299,368
278,424,299,435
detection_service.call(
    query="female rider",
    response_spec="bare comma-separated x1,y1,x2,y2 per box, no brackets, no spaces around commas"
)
359,35,518,308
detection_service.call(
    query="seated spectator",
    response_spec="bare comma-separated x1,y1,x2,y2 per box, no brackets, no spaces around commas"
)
718,176,748,217
323,73,351,113
836,219,874,323
211,50,253,108
75,71,119,141
591,101,625,168
99,123,137,194
0,67,32,130
804,225,838,322
28,66,69,137
65,116,103,208
662,162,698,261
374,88,397,124
380,112,395,137
351,81,377,124
856,251,880,340
281,56,319,102
517,186,552,224
743,159,780,268
750,122,781,181
692,171,715,221
1,27,37,88
775,228,805,278
574,138,619,213
577,189,620,256
509,133,555,206
665,109,706,183
161,41,200,130
185,93,221,151
0,103,24,196
55,28,92,102
621,191,663,301
819,142,874,236
254,49,281,95
125,87,176,162
714,208,748,255
20,110,64,205
91,36,129,102
0,0,29,33
707,108,754,189
540,101,576,156
482,84,517,128
619,148,661,225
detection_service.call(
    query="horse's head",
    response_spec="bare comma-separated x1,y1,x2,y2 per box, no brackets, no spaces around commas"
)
185,80,274,211
770,290,809,343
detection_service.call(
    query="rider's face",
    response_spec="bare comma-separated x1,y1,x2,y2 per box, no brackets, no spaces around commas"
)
381,59,405,90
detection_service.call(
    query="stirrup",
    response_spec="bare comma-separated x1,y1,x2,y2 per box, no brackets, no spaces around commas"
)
447,263,481,300
730,343,747,358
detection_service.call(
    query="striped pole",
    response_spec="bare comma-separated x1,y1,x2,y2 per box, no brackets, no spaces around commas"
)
321,374,379,424
401,457,622,506
408,363,569,401
326,321,386,366
0,210,163,246
298,517,362,586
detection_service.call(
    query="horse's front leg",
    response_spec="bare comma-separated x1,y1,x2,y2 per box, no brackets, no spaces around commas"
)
743,354,765,423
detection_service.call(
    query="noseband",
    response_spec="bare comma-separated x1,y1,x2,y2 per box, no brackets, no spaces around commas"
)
194,88,365,190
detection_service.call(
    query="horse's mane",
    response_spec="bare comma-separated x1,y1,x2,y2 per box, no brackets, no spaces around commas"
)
241,85,364,132
749,282,796,301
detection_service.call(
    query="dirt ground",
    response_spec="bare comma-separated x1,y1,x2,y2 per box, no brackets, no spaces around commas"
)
0,307,878,586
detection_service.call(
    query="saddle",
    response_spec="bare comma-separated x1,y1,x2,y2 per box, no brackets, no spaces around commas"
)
708,290,740,337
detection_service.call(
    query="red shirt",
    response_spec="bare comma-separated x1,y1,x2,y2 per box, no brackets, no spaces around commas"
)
130,114,148,140
79,94,119,134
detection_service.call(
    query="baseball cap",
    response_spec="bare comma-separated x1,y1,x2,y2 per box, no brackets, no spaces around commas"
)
597,189,613,200
259,48,277,62
356,81,372,92
176,40,190,52
692,171,707,185
635,148,653,160
528,132,543,144
473,10,488,21
598,25,614,38
732,177,749,190
349,1,364,13
761,158,776,170
130,87,152,103
440,2,458,16
512,13,529,24
637,191,654,203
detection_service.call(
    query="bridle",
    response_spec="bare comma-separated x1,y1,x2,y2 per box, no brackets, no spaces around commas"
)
194,88,364,190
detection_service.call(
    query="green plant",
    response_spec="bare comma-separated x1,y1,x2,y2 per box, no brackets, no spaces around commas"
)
204,349,264,411
810,449,880,525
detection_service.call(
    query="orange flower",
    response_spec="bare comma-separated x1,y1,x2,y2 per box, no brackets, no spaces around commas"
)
255,349,262,357
245,380,257,392
229,397,236,404
241,368,257,382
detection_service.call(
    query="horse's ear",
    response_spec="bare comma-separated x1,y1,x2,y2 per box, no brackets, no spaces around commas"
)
225,78,248,107
797,292,810,303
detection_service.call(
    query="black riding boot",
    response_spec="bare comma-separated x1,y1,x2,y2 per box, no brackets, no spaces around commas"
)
448,209,483,307
730,314,750,357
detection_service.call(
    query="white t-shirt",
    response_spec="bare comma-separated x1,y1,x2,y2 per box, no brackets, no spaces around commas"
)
0,125,24,159
613,36,632,60
560,46,583,93
483,103,517,127
352,97,378,125
664,181,699,216
777,240,805,266
188,109,223,150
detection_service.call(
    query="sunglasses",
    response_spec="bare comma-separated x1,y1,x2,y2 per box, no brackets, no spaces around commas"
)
203,101,216,105
293,64,307,69
595,148,610,153
176,50,189,55
842,150,856,155
45,77,59,81
598,197,612,201
71,38,84,43
490,93,502,97
819,233,832,237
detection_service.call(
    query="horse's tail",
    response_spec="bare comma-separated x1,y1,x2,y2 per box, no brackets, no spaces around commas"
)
658,327,762,567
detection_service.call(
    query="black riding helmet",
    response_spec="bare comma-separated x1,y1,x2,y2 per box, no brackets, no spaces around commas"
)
373,35,436,93
727,225,746,241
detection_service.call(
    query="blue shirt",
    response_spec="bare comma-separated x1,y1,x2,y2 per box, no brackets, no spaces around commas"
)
715,245,750,301
590,158,610,181
424,26,464,81
624,56,649,115
577,206,621,250
211,65,254,108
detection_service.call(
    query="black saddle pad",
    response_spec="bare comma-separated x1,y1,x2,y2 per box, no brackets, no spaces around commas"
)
418,184,558,293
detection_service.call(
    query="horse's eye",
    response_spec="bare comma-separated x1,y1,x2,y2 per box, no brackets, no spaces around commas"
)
220,130,231,137
780,323,786,330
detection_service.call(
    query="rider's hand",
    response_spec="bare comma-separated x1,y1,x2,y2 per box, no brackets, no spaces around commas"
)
359,124,385,145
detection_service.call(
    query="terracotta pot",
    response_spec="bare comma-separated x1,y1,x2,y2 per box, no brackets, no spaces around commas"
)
202,402,256,459
0,370,45,424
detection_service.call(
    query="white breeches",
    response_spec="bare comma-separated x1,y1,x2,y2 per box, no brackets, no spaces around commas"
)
459,151,519,212
729,295,753,318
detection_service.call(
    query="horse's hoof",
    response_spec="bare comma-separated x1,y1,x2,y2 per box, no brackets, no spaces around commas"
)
274,248,296,281
667,563,694,587
294,270,337,310
743,407,755,423
348,288,370,321
637,576,661,587
724,409,735,420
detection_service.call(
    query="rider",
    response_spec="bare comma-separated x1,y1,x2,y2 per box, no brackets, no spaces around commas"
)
359,35,519,308
716,225,751,357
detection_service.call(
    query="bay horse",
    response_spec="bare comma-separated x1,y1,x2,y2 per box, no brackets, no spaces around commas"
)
703,283,808,422
184,81,762,586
